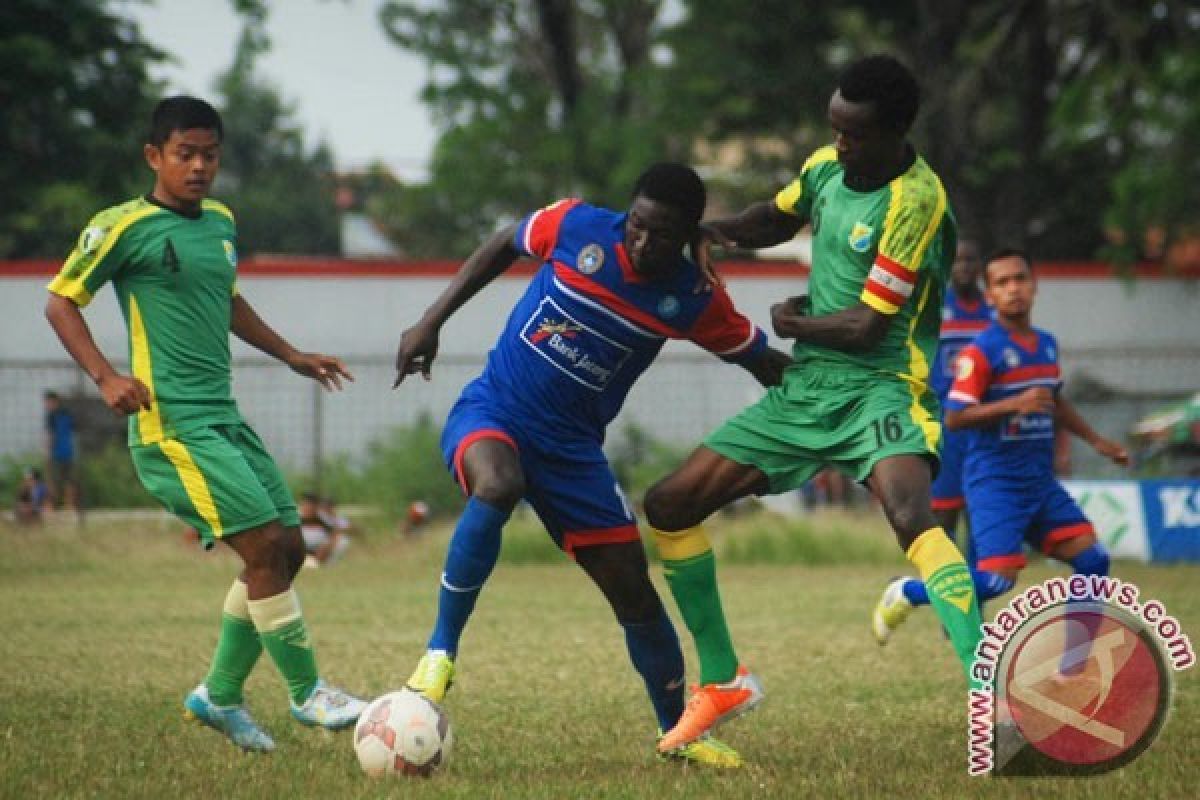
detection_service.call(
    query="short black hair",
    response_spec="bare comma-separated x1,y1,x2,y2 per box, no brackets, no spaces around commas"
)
44,390,59,401
301,491,319,503
148,96,223,147
837,55,920,133
984,246,1034,283
631,162,706,224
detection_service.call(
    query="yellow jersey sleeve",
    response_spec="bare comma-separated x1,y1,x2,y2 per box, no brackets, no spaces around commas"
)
861,170,948,315
773,145,838,219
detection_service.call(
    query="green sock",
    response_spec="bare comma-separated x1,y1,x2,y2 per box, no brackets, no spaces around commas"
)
248,589,319,706
655,527,739,685
908,527,984,688
204,580,262,706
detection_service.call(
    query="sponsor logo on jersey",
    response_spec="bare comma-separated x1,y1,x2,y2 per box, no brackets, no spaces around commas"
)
1003,413,1054,441
520,297,632,391
223,240,238,268
848,221,874,253
657,295,680,319
577,243,605,274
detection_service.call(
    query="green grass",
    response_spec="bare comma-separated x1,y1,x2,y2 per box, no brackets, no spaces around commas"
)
1,514,1197,799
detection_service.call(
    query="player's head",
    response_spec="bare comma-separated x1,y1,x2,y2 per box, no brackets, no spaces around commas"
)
144,96,223,209
984,247,1036,320
829,55,919,177
43,390,60,409
951,238,983,294
626,162,705,280
300,491,319,510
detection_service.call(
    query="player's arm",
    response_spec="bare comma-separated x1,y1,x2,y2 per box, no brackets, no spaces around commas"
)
1055,395,1130,466
769,295,890,352
741,346,793,388
943,345,1054,429
231,294,353,391
394,223,522,386
45,294,152,415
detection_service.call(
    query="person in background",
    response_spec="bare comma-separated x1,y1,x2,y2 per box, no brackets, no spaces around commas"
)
43,390,80,512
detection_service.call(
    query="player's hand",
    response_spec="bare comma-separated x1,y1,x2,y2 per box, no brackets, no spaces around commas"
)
1009,386,1056,416
289,352,354,391
394,323,439,387
98,373,153,415
769,296,808,338
690,223,735,292
1092,436,1131,467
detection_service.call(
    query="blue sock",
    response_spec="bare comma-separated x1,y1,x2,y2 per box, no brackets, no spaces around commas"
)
622,609,685,732
1060,544,1111,675
427,497,510,655
902,569,1014,607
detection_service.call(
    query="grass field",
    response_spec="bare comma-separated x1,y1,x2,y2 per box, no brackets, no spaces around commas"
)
1,511,1196,799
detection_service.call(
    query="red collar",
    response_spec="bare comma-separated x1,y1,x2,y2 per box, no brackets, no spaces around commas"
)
615,242,648,284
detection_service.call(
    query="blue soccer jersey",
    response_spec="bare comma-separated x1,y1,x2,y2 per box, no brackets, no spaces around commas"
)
929,289,992,510
946,323,1093,571
930,290,993,401
442,199,768,554
467,198,767,440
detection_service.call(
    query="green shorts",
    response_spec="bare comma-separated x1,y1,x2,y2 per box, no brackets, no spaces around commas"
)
130,422,299,548
705,368,942,494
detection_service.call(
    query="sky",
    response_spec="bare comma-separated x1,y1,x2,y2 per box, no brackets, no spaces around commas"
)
121,0,436,180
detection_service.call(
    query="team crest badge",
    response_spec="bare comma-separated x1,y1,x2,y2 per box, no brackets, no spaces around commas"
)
1003,347,1020,368
80,226,106,255
848,222,874,253
657,295,680,319
223,240,238,268
578,244,605,274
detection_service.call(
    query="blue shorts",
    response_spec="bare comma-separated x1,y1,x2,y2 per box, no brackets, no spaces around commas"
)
965,477,1094,572
930,425,968,511
440,394,640,556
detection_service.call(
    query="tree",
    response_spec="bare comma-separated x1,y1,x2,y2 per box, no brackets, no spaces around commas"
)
213,6,341,255
0,0,164,257
380,0,1199,263
376,0,670,255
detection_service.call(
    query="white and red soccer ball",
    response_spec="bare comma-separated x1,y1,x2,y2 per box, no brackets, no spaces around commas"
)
353,689,453,777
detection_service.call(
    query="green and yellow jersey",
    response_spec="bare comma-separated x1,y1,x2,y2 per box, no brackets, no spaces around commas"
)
773,145,956,389
48,196,243,445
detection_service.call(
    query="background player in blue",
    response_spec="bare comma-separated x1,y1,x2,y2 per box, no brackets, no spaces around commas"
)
392,163,790,768
927,239,991,541
873,249,1129,646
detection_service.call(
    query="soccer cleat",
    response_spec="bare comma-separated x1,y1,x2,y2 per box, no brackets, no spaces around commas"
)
183,684,276,753
290,680,366,730
872,577,915,645
656,666,764,752
405,649,456,703
656,730,743,768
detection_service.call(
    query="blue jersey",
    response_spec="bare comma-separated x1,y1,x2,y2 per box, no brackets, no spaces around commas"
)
465,199,767,440
947,323,1062,481
45,408,75,462
929,289,992,400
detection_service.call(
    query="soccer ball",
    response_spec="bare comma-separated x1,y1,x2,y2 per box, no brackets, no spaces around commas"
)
353,690,453,777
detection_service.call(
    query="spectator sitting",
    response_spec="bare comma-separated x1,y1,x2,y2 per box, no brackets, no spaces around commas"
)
14,467,48,524
299,491,351,567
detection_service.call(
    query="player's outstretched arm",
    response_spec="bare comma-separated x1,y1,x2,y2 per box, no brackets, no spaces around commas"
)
45,293,152,415
769,298,891,352
393,223,521,387
230,294,354,391
945,387,1056,431
742,347,793,388
693,203,804,288
1055,395,1130,466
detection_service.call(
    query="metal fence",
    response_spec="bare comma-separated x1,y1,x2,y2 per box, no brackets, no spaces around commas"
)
3,347,1197,481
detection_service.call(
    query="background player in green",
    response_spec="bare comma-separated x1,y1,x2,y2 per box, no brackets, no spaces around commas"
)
44,96,365,752
644,55,985,752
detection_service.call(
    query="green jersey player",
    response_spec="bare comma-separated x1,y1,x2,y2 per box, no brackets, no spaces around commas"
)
44,96,365,752
643,56,985,752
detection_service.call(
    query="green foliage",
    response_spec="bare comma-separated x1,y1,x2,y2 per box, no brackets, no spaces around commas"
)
212,14,340,255
607,422,690,501
0,0,164,257
77,442,157,508
297,415,464,520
